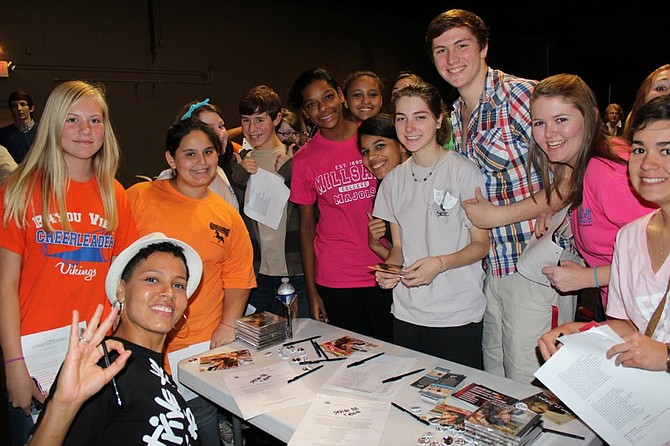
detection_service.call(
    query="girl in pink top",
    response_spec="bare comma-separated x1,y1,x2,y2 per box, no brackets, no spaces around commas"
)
539,95,670,373
288,68,392,342
571,137,655,317
527,75,655,320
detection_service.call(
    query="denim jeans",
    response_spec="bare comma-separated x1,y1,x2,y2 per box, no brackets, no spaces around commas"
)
248,274,310,318
8,402,33,446
188,396,221,445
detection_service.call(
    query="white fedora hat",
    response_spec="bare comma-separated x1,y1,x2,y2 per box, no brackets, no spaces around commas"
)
105,232,203,305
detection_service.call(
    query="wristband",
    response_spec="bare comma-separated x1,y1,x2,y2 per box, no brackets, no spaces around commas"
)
593,266,599,289
436,256,446,273
666,343,670,374
219,321,237,329
4,356,25,365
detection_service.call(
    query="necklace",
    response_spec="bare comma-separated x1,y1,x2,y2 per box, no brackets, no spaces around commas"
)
411,151,442,183
657,212,666,261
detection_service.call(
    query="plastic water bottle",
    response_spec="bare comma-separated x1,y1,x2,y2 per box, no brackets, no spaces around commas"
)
277,277,296,303
276,277,297,338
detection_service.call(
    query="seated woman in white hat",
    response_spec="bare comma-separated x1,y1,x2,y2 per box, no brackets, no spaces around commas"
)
28,232,203,446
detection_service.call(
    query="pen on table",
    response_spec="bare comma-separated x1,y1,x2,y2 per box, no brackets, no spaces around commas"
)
315,341,328,358
299,357,346,365
542,428,585,440
381,368,425,384
311,339,323,358
347,351,385,368
555,332,564,348
283,335,321,347
391,402,430,426
100,340,123,407
287,364,323,383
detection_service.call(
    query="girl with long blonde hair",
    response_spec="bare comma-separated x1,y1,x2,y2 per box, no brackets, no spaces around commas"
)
0,80,137,445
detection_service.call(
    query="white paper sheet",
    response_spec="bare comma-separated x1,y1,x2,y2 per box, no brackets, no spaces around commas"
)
21,322,85,394
516,205,570,286
243,168,290,230
168,341,211,401
224,361,315,420
534,325,670,446
321,353,415,398
288,393,390,446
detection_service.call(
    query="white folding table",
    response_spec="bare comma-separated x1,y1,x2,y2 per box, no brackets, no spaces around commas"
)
178,318,603,446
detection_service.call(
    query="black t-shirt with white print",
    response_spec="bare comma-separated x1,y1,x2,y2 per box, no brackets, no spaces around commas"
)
37,336,200,446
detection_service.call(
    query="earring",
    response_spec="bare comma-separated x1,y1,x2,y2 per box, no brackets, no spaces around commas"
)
111,299,124,312
173,313,188,331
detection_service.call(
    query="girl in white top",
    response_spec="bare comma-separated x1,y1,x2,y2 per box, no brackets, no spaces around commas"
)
373,82,489,367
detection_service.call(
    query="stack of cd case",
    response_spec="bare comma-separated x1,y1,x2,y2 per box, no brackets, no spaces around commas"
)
464,401,543,446
235,311,287,350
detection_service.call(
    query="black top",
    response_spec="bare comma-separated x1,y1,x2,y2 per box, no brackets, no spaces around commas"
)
0,122,38,163
35,337,200,446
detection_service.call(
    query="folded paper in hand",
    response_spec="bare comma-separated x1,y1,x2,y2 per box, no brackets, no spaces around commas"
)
244,168,290,230
516,206,570,287
534,325,670,446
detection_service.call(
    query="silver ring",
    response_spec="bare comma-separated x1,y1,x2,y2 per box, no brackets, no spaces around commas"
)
79,336,89,344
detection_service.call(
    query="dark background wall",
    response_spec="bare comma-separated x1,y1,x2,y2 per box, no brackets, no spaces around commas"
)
0,0,665,188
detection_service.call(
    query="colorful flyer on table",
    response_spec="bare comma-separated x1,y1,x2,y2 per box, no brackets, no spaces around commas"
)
199,349,253,371
321,336,379,357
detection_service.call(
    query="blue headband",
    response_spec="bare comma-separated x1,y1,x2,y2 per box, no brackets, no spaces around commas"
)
180,98,210,120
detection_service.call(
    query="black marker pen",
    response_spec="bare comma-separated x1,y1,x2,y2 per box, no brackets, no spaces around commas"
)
101,340,123,407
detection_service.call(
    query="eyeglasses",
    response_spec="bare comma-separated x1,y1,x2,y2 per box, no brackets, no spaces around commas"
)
277,131,299,138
